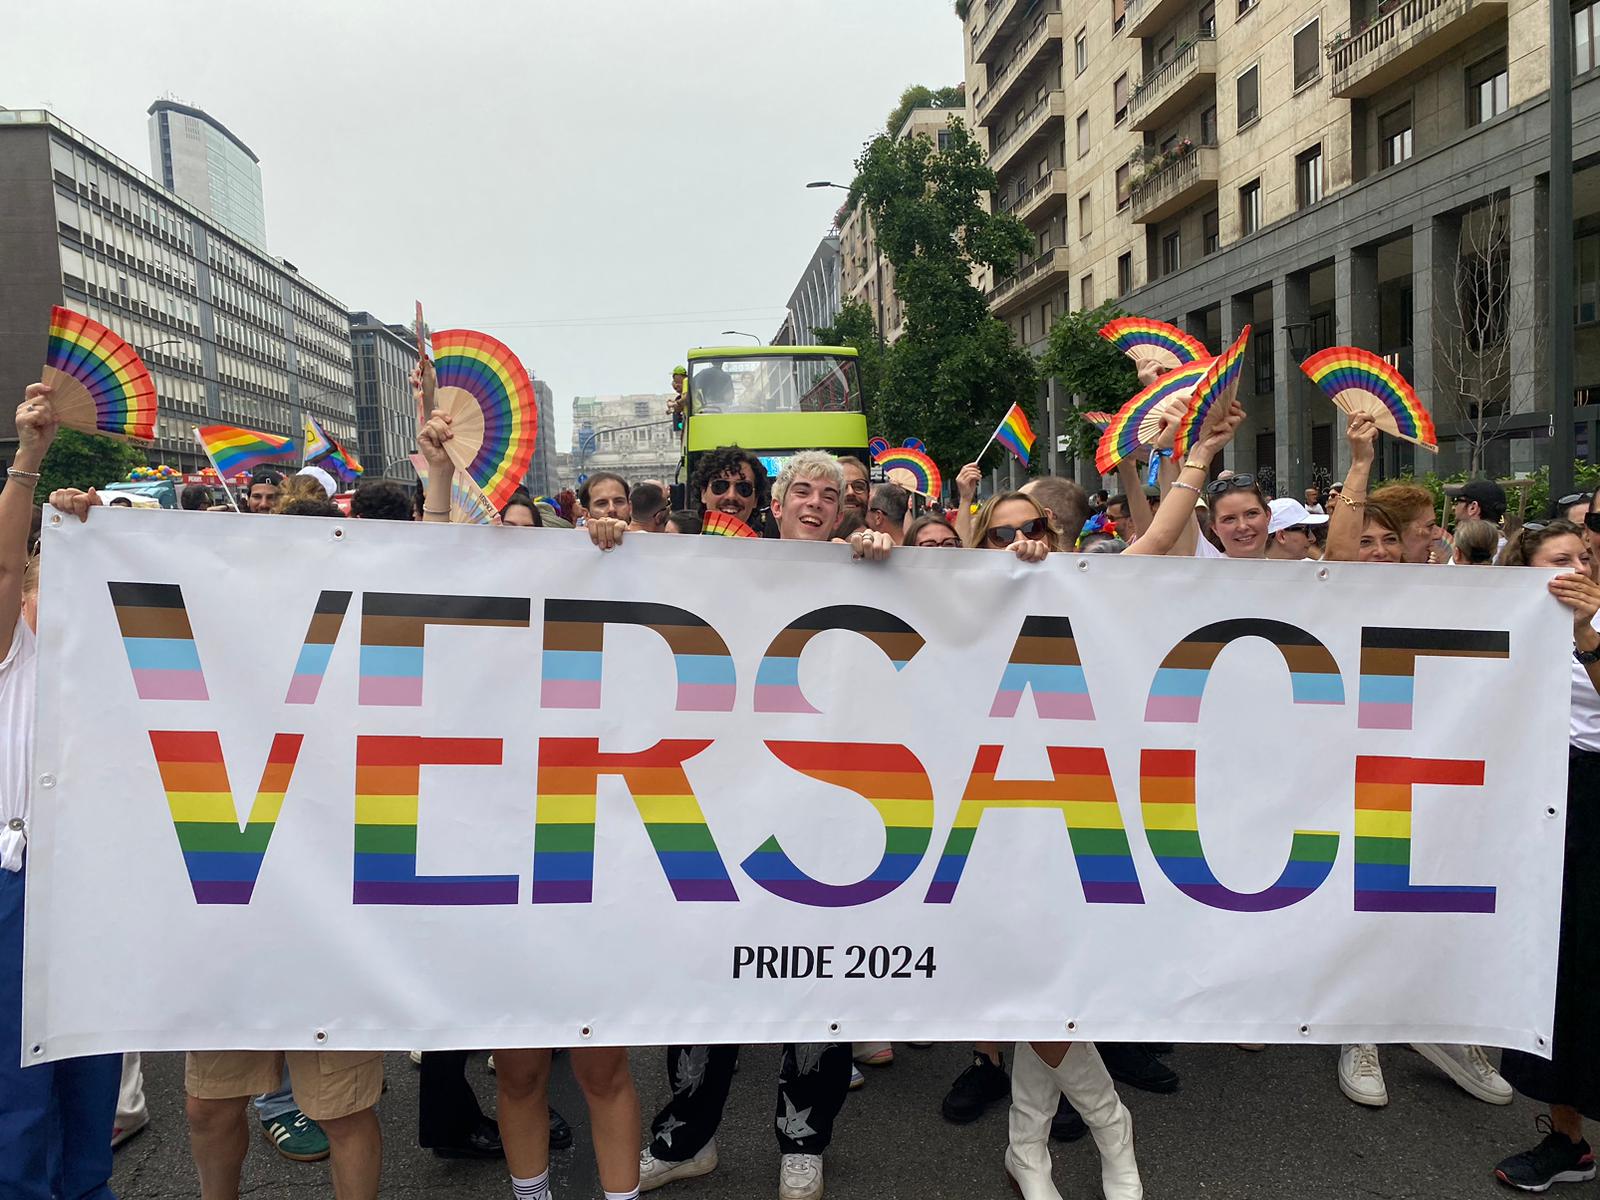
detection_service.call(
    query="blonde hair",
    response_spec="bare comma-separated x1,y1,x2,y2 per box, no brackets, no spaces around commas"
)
273,474,331,513
966,492,1062,551
772,450,845,506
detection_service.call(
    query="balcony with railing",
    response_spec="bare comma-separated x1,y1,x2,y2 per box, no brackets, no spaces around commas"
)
1129,36,1216,131
987,246,1072,312
998,167,1071,225
1129,141,1219,224
1126,0,1191,39
977,10,1065,125
971,0,1029,64
988,91,1067,174
1327,0,1506,97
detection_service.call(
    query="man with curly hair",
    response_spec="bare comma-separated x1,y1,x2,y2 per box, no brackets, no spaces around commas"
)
691,447,768,530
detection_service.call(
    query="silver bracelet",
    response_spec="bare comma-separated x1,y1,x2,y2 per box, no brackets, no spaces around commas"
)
422,506,449,516
7,468,40,483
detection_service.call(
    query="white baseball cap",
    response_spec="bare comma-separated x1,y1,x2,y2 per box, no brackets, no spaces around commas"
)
1268,497,1330,533
296,465,337,498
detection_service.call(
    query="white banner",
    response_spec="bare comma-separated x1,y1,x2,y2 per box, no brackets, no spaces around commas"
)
23,511,1571,1060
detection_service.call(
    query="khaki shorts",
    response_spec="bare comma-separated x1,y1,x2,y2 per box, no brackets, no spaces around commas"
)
184,1050,384,1122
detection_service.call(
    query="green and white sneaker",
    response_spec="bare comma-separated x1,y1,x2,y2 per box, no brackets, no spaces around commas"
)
261,1107,330,1162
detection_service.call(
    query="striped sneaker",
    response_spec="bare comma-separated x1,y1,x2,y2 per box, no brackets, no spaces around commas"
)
261,1107,330,1162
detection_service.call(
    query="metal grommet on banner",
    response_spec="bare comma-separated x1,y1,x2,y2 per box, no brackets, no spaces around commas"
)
1317,567,1330,581
314,1029,328,1044
828,1022,840,1035
1077,559,1089,572
37,774,54,790
1299,1025,1311,1036
48,514,60,526
1066,1021,1077,1032
580,1025,593,1040
1548,806,1559,817
332,526,345,540
30,1043,42,1056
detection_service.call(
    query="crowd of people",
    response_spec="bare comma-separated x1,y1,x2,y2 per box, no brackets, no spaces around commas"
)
5,370,1600,1200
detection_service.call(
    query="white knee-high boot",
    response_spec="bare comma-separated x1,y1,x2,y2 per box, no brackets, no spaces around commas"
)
1005,1042,1064,1200
1043,1042,1142,1200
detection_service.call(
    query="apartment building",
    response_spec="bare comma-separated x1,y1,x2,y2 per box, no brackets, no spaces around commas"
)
773,234,843,345
964,0,1600,489
570,394,680,484
839,106,965,343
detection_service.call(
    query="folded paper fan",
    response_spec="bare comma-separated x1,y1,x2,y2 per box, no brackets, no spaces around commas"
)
1094,359,1214,475
430,329,538,510
873,446,941,498
1080,411,1117,430
1099,317,1208,374
1173,326,1250,458
410,453,498,525
701,510,759,538
1299,346,1437,451
42,306,157,441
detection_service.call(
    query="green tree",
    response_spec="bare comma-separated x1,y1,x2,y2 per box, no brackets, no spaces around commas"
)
812,298,887,426
1039,301,1142,460
850,117,1039,477
883,85,966,138
35,429,147,498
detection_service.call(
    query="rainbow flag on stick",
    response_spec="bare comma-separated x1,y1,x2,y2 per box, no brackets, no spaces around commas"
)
303,413,364,483
194,424,296,478
983,403,1036,466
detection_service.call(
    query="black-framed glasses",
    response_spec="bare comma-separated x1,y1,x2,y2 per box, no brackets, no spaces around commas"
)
1205,473,1257,497
709,478,754,498
986,517,1048,546
916,535,963,548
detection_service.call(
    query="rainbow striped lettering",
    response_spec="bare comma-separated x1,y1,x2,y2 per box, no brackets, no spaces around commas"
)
1141,749,1337,911
148,730,302,904
353,735,518,905
926,745,1143,905
755,606,924,713
742,742,933,907
533,738,735,904
285,591,351,704
1359,627,1510,730
360,593,530,707
1145,618,1344,724
108,582,209,701
540,600,736,712
1354,755,1495,912
989,615,1095,720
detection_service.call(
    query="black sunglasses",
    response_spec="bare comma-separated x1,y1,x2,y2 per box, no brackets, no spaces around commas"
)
1205,473,1257,497
709,479,754,498
986,517,1048,545
1586,513,1600,535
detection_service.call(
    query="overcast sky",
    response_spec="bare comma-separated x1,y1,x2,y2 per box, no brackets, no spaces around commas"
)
2,0,962,448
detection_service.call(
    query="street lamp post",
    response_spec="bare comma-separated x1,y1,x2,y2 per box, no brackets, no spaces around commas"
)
1551,1,1576,497
1284,321,1314,495
720,330,763,345
807,180,887,345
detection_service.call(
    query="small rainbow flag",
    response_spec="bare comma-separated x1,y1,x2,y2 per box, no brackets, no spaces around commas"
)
991,403,1036,466
194,424,295,478
702,511,759,538
303,413,364,483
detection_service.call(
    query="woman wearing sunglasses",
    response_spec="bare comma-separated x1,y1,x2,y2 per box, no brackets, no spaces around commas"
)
1493,516,1600,1191
905,514,963,548
965,493,1057,561
1118,398,1247,558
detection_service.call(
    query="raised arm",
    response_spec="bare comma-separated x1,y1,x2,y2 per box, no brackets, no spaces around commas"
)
1124,400,1243,557
0,386,60,657
1323,413,1376,562
1115,458,1154,539
954,462,980,546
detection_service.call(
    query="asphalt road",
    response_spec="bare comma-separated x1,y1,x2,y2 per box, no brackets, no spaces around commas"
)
112,1042,1546,1198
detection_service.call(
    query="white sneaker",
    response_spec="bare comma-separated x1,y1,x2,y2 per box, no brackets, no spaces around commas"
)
852,1042,893,1066
407,1050,422,1066
779,1153,824,1200
1412,1043,1514,1105
1339,1043,1388,1107
640,1138,719,1192
848,1064,865,1090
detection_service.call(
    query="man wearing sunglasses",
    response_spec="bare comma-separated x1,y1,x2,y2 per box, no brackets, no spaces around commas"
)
691,447,768,529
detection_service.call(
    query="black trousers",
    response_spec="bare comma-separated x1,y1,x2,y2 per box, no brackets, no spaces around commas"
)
648,1044,850,1161
417,1050,489,1148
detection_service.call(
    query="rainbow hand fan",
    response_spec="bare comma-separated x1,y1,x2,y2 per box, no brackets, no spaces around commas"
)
1099,317,1208,373
1299,346,1437,451
873,446,941,499
1094,359,1214,475
42,307,157,442
702,510,759,538
430,329,538,510
1080,411,1117,430
1173,326,1250,457
410,453,499,525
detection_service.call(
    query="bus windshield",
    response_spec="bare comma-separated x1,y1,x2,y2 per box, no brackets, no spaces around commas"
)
689,353,861,417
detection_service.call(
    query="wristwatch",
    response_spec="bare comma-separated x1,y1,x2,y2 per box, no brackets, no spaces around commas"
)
1576,646,1600,665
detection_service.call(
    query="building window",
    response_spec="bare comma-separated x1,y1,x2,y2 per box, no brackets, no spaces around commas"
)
1237,66,1260,129
1113,0,1126,33
1078,110,1091,157
1579,1,1600,73
1467,52,1509,125
937,128,953,151
1158,36,1176,64
1199,0,1217,35
1076,27,1088,74
1293,19,1321,88
1116,162,1132,210
1577,232,1600,323
1380,103,1414,167
1201,105,1218,145
1240,178,1263,234
1081,274,1095,309
1079,193,1093,236
1255,328,1275,393
1118,252,1134,296
1296,144,1324,208
1114,74,1130,124
1203,209,1220,254
1161,232,1181,276
1239,0,1257,17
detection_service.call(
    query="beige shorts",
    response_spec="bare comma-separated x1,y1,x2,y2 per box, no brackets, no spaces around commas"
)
184,1050,384,1122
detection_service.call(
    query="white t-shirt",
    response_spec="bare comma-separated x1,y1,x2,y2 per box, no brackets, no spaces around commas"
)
0,619,37,872
1194,534,1225,559
1573,617,1600,752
